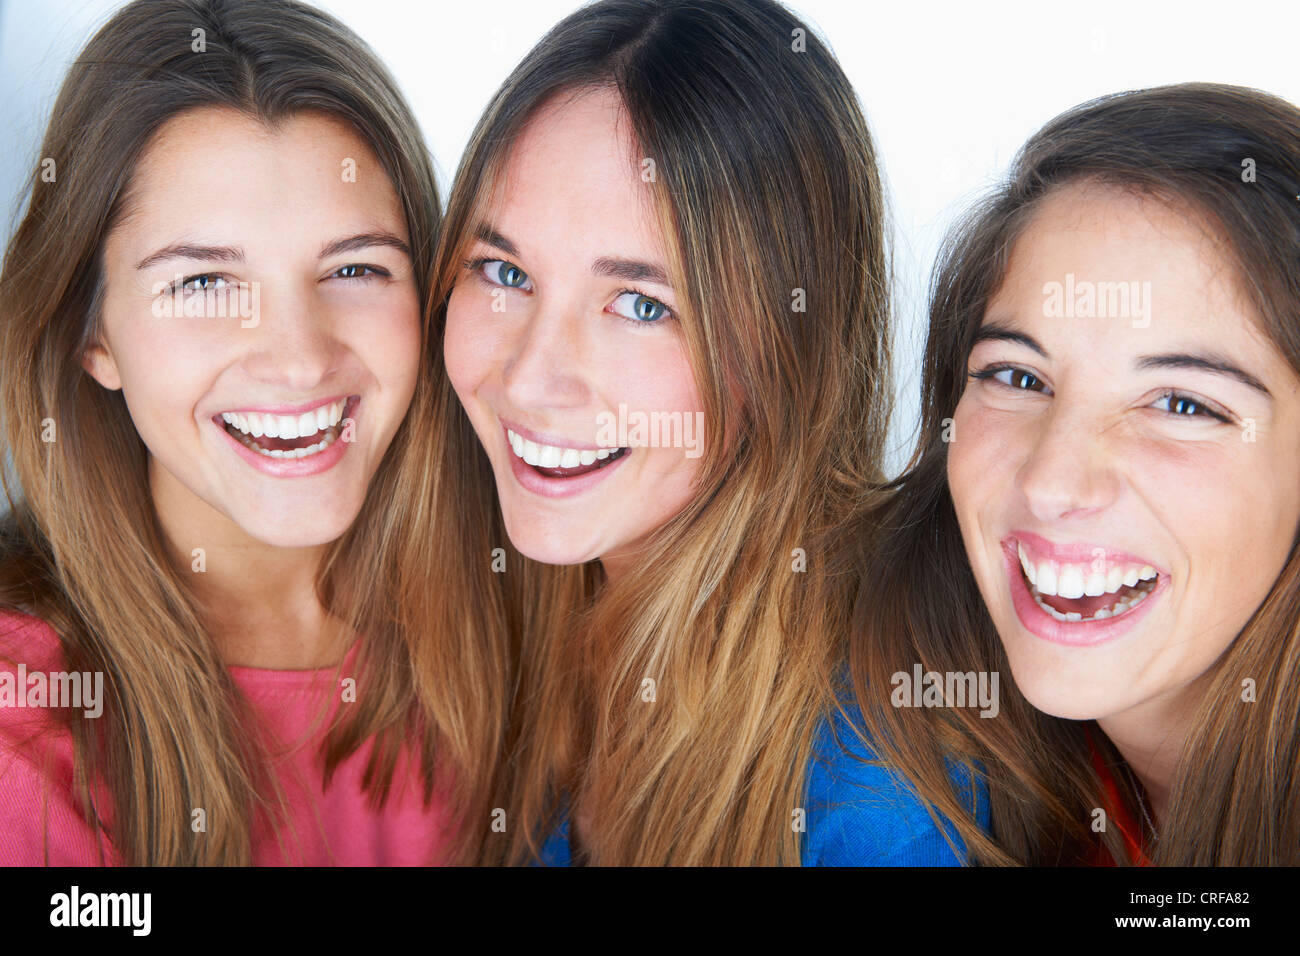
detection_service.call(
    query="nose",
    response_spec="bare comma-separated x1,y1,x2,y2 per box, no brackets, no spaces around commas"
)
237,280,341,392
500,292,591,412
1014,403,1122,523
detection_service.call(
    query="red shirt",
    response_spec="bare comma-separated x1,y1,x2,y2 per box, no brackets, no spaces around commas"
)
1087,728,1152,866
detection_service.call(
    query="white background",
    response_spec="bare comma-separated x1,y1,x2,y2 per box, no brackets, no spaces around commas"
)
4,0,1299,473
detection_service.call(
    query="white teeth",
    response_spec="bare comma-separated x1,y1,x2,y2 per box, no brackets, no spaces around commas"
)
505,429,621,470
219,399,348,459
1026,570,1158,623
1036,561,1058,597
1018,544,1036,586
219,400,346,440
228,426,339,459
1057,566,1085,600
1017,540,1163,624
298,411,319,439
1106,566,1124,593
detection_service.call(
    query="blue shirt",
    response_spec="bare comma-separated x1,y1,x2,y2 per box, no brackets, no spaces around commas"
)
533,707,989,865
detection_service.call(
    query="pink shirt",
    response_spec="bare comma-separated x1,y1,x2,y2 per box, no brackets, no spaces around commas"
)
0,608,453,865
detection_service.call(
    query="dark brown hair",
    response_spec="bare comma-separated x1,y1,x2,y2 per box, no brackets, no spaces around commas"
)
851,82,1300,865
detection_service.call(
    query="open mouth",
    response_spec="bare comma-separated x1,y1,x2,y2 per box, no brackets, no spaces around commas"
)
215,396,356,460
1016,541,1160,623
506,427,628,478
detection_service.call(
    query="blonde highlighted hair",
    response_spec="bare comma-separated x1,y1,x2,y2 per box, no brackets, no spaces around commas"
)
431,0,894,864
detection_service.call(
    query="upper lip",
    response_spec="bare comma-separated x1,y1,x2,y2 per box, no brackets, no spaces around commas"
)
1007,529,1164,573
500,416,616,450
216,394,352,416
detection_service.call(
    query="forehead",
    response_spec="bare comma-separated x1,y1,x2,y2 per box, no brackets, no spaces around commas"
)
115,107,405,248
485,87,666,259
987,181,1264,354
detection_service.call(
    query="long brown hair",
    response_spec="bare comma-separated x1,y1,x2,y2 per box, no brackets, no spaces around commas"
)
0,0,506,865
851,82,1300,865
430,0,893,864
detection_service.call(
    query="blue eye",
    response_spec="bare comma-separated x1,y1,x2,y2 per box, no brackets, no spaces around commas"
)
610,291,670,324
477,259,530,290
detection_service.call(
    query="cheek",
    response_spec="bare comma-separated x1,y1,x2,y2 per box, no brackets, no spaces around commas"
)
359,292,422,397
620,335,702,415
947,397,1009,518
1137,439,1298,617
443,288,499,398
104,314,218,428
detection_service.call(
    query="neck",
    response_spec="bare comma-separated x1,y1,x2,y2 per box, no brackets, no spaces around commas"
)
1094,671,1210,826
150,458,349,669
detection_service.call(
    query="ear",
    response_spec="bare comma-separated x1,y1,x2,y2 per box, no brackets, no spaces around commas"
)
81,341,123,391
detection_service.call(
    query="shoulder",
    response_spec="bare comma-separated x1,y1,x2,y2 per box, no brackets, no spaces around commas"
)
0,606,70,734
0,607,108,865
0,606,65,670
801,704,989,867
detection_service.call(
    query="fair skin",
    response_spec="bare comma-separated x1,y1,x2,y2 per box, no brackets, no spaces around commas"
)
948,181,1300,822
84,107,420,668
444,87,705,585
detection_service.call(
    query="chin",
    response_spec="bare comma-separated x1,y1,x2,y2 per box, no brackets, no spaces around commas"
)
238,508,361,550
1006,661,1117,722
507,535,600,568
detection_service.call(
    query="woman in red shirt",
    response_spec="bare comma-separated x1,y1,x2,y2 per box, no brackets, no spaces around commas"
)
849,82,1300,865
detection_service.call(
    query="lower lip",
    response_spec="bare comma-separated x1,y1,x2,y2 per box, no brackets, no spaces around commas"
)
503,426,629,499
1003,540,1166,647
214,400,357,478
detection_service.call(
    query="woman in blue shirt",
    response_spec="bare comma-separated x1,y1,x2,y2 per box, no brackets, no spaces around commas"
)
427,0,989,865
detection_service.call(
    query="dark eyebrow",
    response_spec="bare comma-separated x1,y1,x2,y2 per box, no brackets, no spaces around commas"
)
472,225,670,286
319,232,410,260
474,224,519,257
136,243,243,270
592,256,669,285
970,323,1049,359
1136,353,1272,398
136,233,408,271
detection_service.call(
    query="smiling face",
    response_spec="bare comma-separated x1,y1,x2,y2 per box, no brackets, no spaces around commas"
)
86,107,420,549
947,181,1300,722
443,87,706,574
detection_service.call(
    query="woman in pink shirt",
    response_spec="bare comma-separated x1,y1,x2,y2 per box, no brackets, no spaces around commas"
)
0,0,503,865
